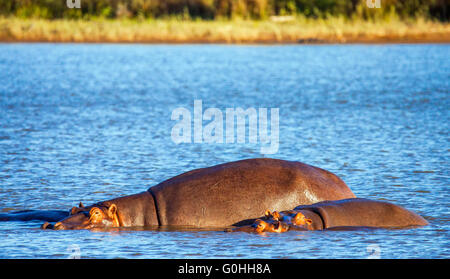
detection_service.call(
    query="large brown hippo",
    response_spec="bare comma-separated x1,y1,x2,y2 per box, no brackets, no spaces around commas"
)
40,158,356,230
226,198,428,233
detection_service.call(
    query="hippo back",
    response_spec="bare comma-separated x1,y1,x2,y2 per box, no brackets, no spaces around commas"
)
294,198,428,228
149,158,355,227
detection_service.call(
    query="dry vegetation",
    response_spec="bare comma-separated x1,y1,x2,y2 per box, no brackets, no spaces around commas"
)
2,0,448,43
1,16,449,44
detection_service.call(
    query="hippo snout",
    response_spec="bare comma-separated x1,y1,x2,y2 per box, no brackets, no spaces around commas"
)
41,222,54,230
53,222,66,230
41,221,65,230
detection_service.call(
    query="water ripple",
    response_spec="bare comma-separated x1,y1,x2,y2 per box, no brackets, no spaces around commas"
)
0,44,448,258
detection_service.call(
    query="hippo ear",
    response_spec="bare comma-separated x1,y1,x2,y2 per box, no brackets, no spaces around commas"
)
273,211,281,220
264,210,272,217
107,204,117,218
79,202,84,208
70,207,78,215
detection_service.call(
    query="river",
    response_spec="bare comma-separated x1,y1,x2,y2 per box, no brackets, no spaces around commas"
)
0,44,448,258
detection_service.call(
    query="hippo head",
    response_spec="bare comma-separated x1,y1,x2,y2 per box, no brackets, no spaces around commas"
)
252,219,289,233
265,210,312,228
49,203,119,230
292,212,312,227
264,210,281,221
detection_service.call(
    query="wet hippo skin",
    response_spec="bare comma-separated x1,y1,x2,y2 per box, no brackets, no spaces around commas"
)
150,158,355,227
293,198,428,229
0,210,69,222
43,158,356,229
227,198,428,233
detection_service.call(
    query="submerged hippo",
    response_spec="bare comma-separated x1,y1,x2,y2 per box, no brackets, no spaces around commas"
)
225,219,291,233
227,198,428,233
35,158,355,230
0,210,68,222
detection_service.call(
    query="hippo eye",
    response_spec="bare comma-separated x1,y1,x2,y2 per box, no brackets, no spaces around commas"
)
91,211,100,216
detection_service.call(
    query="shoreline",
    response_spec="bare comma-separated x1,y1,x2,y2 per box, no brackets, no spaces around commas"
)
1,17,449,44
2,38,449,44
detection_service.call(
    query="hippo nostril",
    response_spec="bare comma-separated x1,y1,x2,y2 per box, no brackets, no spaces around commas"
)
41,222,54,230
53,222,65,230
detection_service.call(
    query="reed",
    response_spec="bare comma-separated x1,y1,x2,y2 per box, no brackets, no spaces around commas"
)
1,16,449,43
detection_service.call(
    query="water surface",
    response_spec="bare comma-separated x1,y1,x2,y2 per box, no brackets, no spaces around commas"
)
0,44,448,258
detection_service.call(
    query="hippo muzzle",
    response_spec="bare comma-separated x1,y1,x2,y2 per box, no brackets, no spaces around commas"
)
46,211,90,230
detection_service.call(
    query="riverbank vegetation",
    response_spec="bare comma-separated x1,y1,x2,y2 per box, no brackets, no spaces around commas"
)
1,0,449,43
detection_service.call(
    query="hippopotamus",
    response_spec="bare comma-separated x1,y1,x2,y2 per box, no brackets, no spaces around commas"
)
225,219,291,233
0,210,69,222
36,158,355,230
226,198,428,233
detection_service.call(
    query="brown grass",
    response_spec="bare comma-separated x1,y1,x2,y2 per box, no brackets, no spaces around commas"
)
1,16,449,44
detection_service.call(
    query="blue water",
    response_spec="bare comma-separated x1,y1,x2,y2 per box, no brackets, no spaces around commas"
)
0,44,448,258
